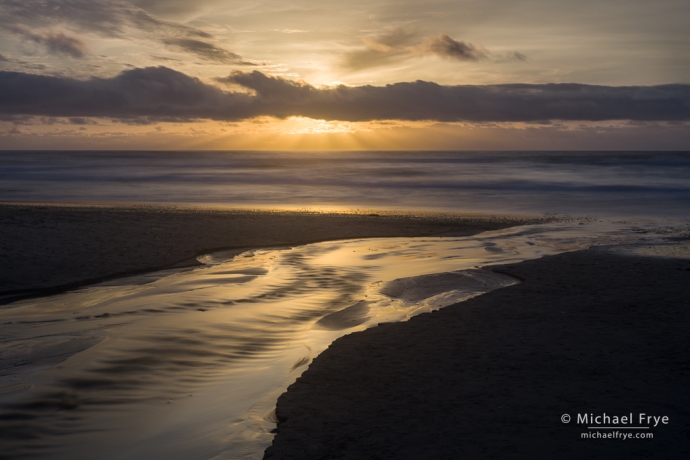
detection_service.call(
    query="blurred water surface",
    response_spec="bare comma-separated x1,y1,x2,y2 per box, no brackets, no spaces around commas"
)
1,150,689,215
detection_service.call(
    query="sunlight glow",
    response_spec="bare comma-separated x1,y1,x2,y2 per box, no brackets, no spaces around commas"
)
280,117,360,135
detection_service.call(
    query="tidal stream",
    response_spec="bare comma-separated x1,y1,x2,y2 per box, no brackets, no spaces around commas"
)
0,217,687,459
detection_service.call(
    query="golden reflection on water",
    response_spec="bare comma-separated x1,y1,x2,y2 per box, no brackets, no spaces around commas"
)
0,218,685,459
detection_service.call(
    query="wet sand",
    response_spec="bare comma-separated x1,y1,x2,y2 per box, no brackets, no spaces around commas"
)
3,203,689,459
0,203,551,459
265,247,690,459
0,203,535,303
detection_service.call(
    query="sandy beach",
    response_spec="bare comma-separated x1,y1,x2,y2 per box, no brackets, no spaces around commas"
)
265,247,690,459
1,203,688,459
0,204,531,302
0,203,545,458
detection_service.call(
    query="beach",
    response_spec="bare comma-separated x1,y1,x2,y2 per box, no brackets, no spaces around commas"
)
265,247,690,459
0,203,544,459
0,204,528,301
2,0,688,455
0,203,688,459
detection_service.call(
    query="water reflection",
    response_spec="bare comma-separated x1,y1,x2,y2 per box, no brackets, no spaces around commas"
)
0,218,686,459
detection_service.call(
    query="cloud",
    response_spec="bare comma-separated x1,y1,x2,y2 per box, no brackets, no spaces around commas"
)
8,24,88,58
0,53,8,62
0,1,252,63
220,71,690,123
150,55,182,62
0,0,207,39
40,30,88,57
342,29,419,71
68,117,99,125
1,67,689,123
274,29,308,34
416,34,487,61
343,30,523,70
506,51,527,61
0,66,251,122
129,0,209,18
162,38,255,65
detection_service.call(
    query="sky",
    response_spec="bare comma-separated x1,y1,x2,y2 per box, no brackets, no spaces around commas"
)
0,0,689,150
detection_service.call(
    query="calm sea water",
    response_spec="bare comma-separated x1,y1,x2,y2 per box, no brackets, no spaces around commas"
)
1,150,689,216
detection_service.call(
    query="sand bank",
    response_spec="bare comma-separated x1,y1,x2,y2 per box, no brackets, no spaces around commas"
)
265,247,690,459
0,204,537,303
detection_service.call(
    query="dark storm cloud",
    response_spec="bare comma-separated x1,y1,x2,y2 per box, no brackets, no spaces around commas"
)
1,67,689,123
162,39,256,65
8,24,88,58
418,34,487,61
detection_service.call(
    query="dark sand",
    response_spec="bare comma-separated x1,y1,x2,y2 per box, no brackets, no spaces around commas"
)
0,204,533,303
3,203,688,459
265,248,690,459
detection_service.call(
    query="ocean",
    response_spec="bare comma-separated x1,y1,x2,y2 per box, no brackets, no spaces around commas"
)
2,150,689,216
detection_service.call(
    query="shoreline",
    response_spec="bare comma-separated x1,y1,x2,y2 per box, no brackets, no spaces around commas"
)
264,246,690,459
0,203,556,459
0,203,546,304
3,203,688,458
